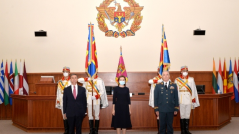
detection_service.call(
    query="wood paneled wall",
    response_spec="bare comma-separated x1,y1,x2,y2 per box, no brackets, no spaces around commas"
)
1,71,238,120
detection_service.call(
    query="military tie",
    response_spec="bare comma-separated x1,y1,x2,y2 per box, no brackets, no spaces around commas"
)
165,82,168,89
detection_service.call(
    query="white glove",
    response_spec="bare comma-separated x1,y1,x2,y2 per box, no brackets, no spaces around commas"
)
78,78,84,83
148,79,153,84
91,96,96,100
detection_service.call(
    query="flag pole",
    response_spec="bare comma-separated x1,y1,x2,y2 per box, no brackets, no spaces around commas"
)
90,23,94,117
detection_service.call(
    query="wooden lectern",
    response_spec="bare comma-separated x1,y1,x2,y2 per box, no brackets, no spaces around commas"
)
31,76,57,95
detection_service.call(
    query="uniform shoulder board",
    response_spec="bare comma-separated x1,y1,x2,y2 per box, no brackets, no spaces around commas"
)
161,82,164,85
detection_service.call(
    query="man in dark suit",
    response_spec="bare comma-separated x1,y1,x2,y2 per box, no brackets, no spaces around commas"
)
154,71,179,134
63,74,87,134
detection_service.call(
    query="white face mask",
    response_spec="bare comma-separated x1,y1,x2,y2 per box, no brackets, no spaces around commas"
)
63,72,69,77
182,72,188,76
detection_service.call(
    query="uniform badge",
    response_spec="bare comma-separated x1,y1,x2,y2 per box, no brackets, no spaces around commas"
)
170,86,174,89
161,87,164,89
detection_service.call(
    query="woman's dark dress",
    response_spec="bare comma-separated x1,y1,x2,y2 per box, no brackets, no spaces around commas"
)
111,86,132,128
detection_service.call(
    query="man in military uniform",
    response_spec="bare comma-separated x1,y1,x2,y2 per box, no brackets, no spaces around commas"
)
174,66,200,134
78,74,108,134
56,67,71,134
148,67,163,134
154,71,179,134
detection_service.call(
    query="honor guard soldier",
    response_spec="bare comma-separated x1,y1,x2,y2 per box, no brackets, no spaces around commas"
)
148,67,163,134
174,66,200,134
78,75,108,134
154,71,179,134
56,67,71,134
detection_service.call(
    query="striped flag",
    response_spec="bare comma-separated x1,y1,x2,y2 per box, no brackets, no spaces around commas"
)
8,61,14,105
23,61,29,95
14,60,19,94
19,60,23,95
158,24,170,78
85,24,98,79
0,61,4,104
228,59,234,100
212,58,217,94
115,46,128,82
4,61,9,105
217,59,223,94
233,59,239,103
223,59,227,93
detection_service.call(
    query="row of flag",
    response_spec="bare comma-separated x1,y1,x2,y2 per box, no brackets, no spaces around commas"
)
0,60,29,105
212,58,239,103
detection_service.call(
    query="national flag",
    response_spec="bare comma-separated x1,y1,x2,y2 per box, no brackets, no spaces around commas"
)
158,24,170,78
217,59,223,94
0,61,4,104
19,60,23,95
85,24,98,79
8,61,14,105
212,58,217,94
4,61,9,105
233,59,239,103
23,61,29,95
228,59,234,100
14,60,19,94
115,46,128,83
223,59,227,93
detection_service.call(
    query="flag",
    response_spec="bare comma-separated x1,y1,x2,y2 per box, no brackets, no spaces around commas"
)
217,59,223,94
85,24,98,79
4,61,9,105
223,59,227,93
115,46,128,82
233,59,239,103
228,59,234,100
19,60,23,95
0,61,4,104
212,59,217,94
14,60,19,94
158,24,170,78
8,61,14,105
23,61,29,95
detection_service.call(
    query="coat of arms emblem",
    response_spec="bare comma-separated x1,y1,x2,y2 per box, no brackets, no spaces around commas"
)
96,0,143,38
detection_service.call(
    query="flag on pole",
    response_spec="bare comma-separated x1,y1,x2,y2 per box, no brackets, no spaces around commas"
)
228,59,234,100
233,59,239,103
19,60,23,95
115,46,128,83
23,61,29,95
85,23,98,79
8,61,14,105
0,61,4,104
14,60,19,94
217,59,223,94
158,24,170,78
4,61,9,105
212,58,217,94
223,59,227,93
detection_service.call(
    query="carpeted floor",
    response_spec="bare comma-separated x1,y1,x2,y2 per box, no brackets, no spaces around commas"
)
1,117,239,134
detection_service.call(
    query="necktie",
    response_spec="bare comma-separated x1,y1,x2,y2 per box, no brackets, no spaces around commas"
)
73,85,76,99
165,82,168,89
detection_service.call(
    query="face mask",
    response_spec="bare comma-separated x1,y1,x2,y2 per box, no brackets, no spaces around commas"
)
63,72,69,77
182,72,188,76
119,81,125,85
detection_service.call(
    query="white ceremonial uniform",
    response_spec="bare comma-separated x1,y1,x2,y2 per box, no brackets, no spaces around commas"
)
148,77,163,108
55,79,71,118
78,77,108,120
174,77,200,119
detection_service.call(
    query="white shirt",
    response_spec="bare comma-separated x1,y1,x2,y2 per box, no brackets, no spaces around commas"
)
71,84,78,97
164,81,170,88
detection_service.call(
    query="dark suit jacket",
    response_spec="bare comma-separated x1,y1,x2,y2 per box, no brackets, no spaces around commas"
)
63,85,87,117
154,81,179,112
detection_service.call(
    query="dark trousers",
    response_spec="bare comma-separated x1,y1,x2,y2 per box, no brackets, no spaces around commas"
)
67,115,84,134
159,112,174,134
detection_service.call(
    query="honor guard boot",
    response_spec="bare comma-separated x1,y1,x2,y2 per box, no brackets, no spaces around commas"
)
185,119,191,134
94,120,99,134
63,119,69,134
180,119,186,134
89,120,94,134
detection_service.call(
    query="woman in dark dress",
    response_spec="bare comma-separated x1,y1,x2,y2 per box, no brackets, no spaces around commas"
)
111,75,132,134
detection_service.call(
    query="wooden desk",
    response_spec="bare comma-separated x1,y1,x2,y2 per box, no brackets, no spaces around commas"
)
11,93,232,132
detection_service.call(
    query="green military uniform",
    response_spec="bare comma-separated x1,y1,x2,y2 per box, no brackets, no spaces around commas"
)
154,81,179,134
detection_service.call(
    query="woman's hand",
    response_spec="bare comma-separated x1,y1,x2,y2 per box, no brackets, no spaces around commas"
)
112,110,115,116
129,110,131,115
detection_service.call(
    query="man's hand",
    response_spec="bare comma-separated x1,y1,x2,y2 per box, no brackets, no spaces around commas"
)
112,110,115,116
174,111,177,115
91,96,96,100
156,111,159,116
63,114,67,119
